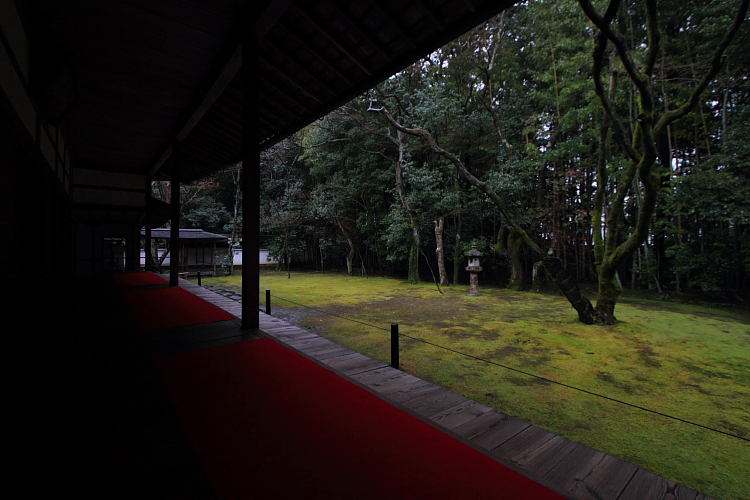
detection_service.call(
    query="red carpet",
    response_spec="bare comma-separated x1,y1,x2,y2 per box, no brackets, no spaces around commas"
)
114,272,168,288
125,286,235,331
154,338,567,499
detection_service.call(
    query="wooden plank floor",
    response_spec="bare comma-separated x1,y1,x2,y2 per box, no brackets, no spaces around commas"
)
175,276,712,500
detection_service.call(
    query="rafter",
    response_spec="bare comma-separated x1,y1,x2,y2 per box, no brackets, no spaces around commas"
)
259,87,304,122
412,0,445,31
259,100,294,130
261,43,340,97
260,55,326,104
148,0,295,176
292,4,373,76
366,2,417,49
331,0,393,63
274,22,355,86
260,74,314,115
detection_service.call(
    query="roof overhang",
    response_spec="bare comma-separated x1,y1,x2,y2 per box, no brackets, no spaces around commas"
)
7,0,515,187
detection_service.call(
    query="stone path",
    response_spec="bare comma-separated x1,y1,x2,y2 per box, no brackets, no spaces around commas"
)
202,284,243,303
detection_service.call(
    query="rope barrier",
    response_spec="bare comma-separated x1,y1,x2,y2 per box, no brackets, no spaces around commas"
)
397,332,749,442
264,290,749,443
269,294,390,331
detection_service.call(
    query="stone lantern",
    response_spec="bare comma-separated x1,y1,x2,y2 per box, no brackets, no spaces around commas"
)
465,242,483,296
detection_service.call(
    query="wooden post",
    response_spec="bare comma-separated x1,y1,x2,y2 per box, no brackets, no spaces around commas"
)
391,323,399,369
266,289,271,315
169,142,181,286
242,32,260,329
90,223,95,273
144,179,154,271
128,224,138,271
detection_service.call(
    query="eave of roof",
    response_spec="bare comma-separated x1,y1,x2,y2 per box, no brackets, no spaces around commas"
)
16,0,515,185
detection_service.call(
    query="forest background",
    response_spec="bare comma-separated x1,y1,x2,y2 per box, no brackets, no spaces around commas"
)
157,0,750,321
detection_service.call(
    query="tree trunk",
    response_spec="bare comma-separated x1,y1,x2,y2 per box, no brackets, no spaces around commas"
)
150,243,160,270
453,200,462,284
434,218,448,286
227,167,241,276
544,256,596,324
506,228,525,291
276,238,286,272
493,225,507,258
395,129,420,283
157,241,169,267
358,248,368,278
580,0,748,322
407,231,420,284
532,260,545,293
593,263,621,325
345,238,355,276
318,238,326,273
287,245,291,279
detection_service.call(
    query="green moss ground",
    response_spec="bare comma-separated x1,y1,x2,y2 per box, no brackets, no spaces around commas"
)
199,270,750,500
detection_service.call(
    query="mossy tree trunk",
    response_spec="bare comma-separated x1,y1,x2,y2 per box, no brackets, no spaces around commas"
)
494,226,528,290
595,266,621,325
506,228,525,291
580,0,747,323
532,260,545,293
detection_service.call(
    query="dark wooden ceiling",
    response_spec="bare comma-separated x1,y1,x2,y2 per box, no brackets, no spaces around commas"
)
17,0,515,184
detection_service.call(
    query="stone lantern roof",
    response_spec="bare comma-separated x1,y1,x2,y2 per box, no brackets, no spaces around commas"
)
465,242,483,271
465,242,483,258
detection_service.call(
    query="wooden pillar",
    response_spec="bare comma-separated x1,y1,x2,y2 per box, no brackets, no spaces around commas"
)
144,177,155,271
170,143,181,286
242,33,260,329
127,223,138,271
90,223,96,274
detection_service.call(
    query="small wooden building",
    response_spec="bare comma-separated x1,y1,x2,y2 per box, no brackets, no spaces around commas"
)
141,228,228,276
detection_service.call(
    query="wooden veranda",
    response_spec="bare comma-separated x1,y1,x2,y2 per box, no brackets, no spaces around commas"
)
7,273,711,497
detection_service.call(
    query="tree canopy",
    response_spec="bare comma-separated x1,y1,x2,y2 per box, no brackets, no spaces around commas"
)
184,0,750,322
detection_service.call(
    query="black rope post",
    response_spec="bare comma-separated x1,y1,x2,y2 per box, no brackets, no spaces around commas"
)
197,271,201,287
391,323,399,369
266,289,271,315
